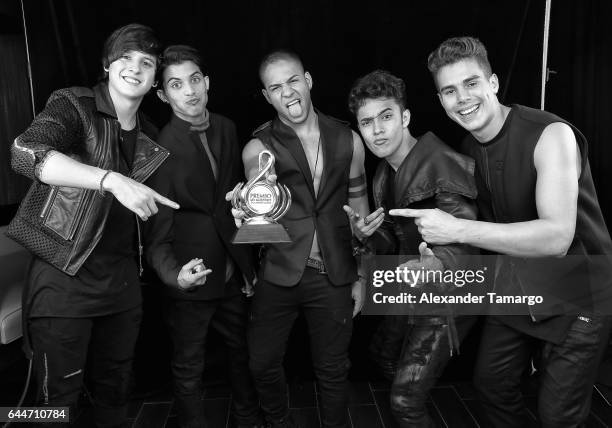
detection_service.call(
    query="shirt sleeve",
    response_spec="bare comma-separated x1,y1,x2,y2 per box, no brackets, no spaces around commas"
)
11,91,85,180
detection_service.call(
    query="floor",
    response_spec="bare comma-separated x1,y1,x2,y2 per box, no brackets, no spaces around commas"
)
2,336,612,427
63,379,611,428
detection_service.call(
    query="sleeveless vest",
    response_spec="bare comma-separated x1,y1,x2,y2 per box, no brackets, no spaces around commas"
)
253,111,357,286
463,105,612,333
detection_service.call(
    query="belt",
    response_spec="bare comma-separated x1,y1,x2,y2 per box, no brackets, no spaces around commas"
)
306,257,327,274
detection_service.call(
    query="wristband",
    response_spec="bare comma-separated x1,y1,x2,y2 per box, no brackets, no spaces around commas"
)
99,170,112,196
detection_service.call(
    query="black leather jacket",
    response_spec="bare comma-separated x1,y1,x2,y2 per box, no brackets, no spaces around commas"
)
369,132,479,326
8,82,168,275
371,132,477,263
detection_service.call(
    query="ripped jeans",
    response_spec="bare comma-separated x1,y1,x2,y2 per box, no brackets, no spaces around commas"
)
28,307,142,428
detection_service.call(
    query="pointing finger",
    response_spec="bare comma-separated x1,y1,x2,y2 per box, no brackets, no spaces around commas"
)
154,193,180,209
389,208,425,218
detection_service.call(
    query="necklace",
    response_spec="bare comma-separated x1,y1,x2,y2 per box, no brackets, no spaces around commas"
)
312,134,321,180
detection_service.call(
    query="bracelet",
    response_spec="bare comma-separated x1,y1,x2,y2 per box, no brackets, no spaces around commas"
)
98,170,113,196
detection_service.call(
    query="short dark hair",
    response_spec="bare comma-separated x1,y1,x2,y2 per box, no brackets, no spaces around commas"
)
427,36,492,82
347,70,407,116
258,49,304,85
101,23,161,78
158,45,205,85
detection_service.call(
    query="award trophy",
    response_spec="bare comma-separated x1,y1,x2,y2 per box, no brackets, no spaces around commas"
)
231,150,292,243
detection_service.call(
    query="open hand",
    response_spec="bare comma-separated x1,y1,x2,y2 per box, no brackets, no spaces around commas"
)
343,206,385,242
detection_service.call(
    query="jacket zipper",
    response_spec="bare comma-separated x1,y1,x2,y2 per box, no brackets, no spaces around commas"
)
67,191,93,240
136,215,143,277
130,141,169,278
43,352,49,405
40,187,58,219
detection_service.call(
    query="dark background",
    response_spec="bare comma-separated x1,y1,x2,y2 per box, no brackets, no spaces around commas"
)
1,0,611,390
2,0,611,221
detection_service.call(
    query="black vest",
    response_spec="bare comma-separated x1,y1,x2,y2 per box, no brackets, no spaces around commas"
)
463,105,612,339
253,111,357,286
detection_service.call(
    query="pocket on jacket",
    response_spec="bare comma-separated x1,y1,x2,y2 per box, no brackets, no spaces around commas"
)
43,186,91,241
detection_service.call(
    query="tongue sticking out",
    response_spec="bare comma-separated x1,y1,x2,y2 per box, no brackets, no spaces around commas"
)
287,101,302,118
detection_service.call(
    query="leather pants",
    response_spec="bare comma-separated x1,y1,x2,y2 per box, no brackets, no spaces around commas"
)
371,315,476,427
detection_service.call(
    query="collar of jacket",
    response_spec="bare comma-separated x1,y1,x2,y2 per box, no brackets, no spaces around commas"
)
93,81,145,131
374,132,477,207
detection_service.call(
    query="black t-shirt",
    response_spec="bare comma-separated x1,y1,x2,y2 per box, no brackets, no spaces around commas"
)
28,128,141,318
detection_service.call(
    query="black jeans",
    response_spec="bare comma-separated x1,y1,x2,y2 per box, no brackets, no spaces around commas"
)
28,306,142,428
164,287,260,428
370,316,476,427
248,267,353,428
474,315,611,428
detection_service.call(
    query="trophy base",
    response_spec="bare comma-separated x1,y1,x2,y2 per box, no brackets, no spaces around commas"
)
232,223,292,244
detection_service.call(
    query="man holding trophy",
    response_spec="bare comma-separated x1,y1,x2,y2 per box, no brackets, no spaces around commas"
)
229,50,370,428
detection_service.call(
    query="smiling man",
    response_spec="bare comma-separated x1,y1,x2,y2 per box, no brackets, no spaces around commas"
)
9,24,176,427
346,70,478,427
234,49,369,428
388,36,612,427
145,45,262,428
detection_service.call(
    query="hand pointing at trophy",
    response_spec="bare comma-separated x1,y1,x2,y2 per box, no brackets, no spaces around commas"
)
225,150,292,243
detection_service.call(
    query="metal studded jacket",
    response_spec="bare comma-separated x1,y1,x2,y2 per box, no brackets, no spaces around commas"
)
8,82,169,275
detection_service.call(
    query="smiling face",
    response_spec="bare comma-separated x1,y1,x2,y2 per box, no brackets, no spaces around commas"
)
435,58,505,142
261,58,313,125
158,60,209,123
356,97,410,166
107,50,157,101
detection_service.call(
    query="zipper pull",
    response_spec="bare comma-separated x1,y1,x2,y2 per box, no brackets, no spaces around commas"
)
136,214,144,277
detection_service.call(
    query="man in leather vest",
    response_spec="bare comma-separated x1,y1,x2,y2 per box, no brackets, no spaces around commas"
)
346,70,478,427
9,24,178,427
391,36,612,427
145,45,262,428
230,50,369,428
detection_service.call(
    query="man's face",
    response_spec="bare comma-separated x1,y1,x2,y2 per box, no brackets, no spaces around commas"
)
435,58,500,138
158,61,209,123
107,50,157,100
356,98,409,162
261,59,313,125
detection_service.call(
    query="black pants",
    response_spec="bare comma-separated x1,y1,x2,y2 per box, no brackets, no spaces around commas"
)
164,289,260,428
370,316,476,427
28,306,142,428
248,267,353,428
474,315,611,428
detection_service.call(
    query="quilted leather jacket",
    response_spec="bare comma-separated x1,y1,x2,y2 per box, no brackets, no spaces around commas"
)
8,82,169,275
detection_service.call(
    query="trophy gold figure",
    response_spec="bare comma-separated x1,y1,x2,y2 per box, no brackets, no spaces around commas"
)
231,150,292,243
